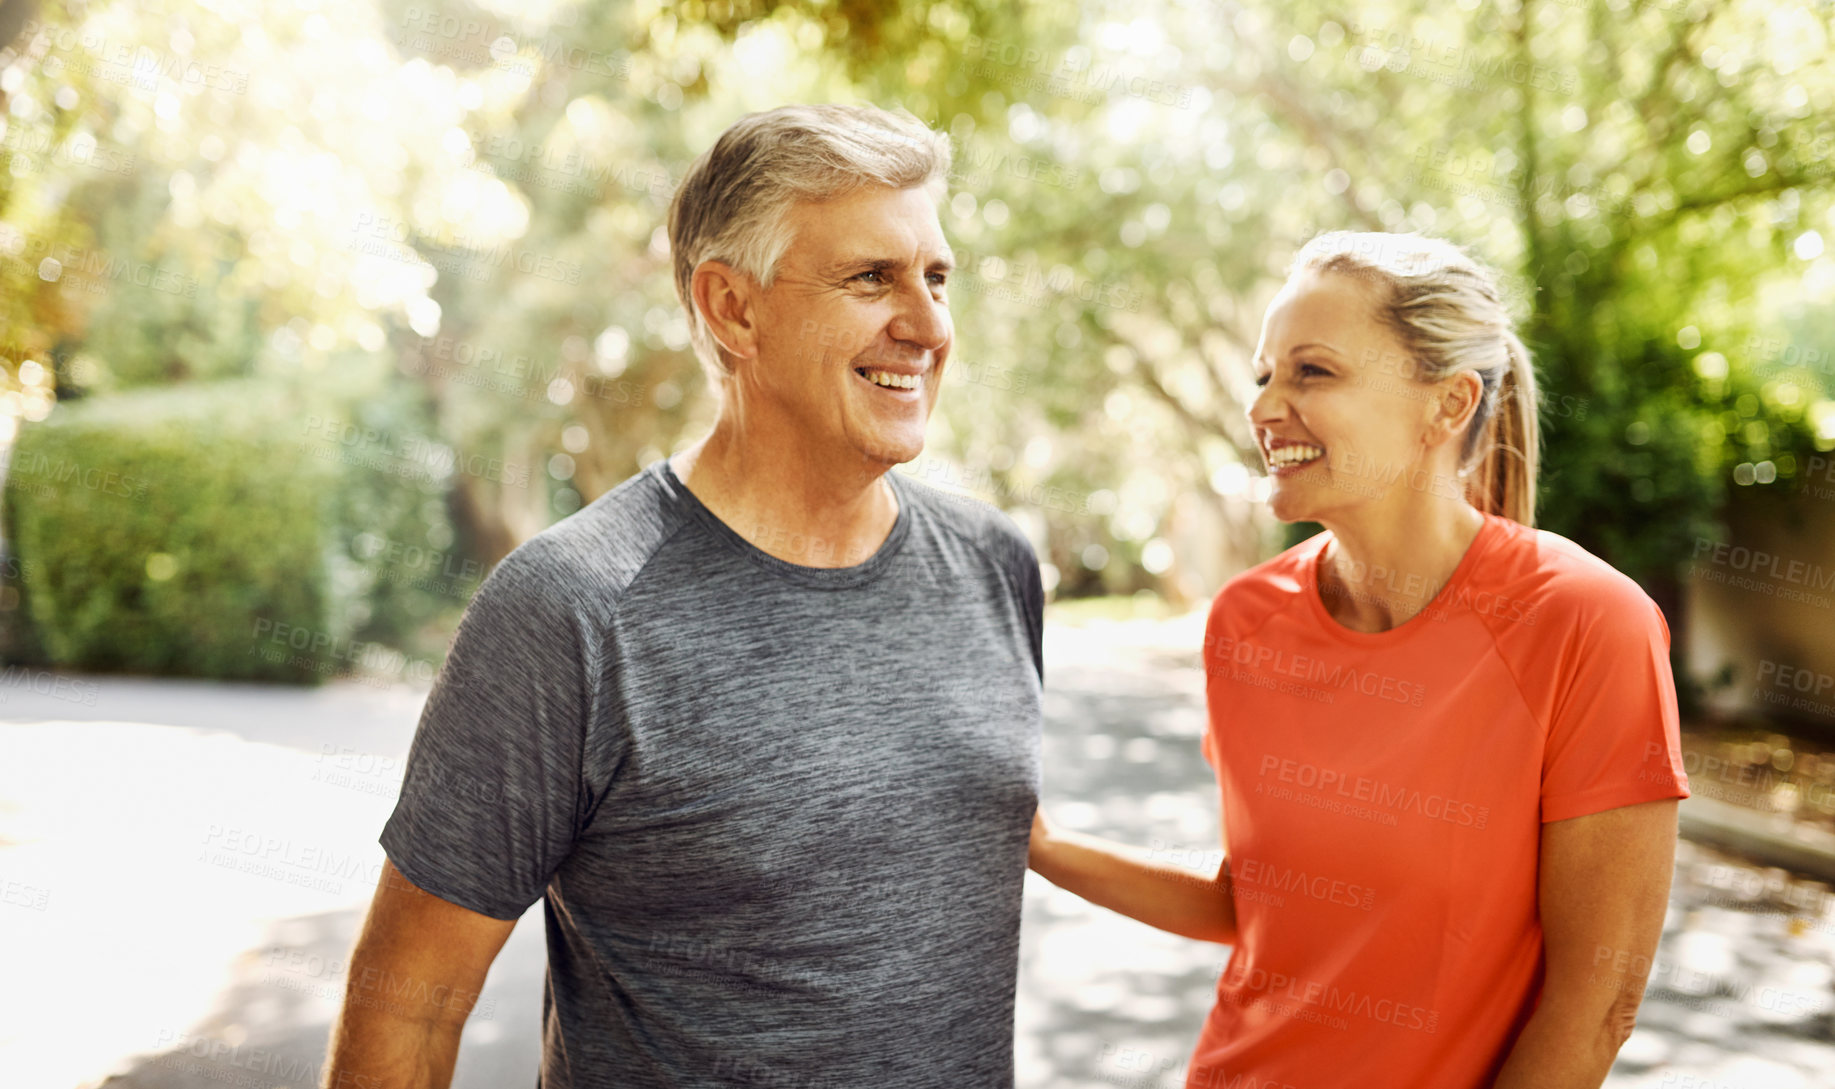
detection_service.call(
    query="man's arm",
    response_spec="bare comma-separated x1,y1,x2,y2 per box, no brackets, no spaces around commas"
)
322,857,517,1089
1492,799,1677,1089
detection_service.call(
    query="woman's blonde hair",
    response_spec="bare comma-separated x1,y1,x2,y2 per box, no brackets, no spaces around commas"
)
1290,230,1540,526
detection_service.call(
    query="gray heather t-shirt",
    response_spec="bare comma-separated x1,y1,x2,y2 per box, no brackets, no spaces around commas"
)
379,457,1044,1088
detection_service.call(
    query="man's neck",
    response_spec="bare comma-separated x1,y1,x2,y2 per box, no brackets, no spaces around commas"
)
669,427,900,570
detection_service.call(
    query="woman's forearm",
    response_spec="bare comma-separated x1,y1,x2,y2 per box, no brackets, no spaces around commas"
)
1030,822,1237,944
1490,993,1628,1089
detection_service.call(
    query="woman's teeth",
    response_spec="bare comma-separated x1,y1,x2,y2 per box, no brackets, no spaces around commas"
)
1267,443,1324,468
859,368,920,390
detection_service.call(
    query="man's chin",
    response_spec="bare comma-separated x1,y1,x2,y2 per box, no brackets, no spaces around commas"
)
849,431,926,471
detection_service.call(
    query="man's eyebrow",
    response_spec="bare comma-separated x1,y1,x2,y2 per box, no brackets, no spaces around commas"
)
819,251,957,277
819,256,899,277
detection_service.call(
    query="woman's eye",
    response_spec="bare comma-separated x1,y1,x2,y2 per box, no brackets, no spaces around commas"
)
1253,372,1271,388
1299,363,1330,378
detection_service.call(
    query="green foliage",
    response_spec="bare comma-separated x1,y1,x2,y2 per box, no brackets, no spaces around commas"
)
0,373,460,679
4,0,1834,666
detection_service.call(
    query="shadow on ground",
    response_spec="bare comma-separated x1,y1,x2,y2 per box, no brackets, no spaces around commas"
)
96,902,546,1089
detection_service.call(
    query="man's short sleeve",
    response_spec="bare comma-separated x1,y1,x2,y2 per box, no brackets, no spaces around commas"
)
1540,587,1691,823
996,519,1045,684
380,539,601,919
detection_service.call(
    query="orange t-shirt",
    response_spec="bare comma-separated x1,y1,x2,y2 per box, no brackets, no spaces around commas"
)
1189,512,1690,1089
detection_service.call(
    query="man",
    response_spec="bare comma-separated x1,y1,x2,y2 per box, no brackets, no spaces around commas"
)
324,104,1045,1089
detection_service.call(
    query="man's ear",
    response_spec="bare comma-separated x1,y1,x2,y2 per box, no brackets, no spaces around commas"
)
691,260,761,365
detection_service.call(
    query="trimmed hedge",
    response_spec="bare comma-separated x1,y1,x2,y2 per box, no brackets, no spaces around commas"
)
1,375,461,682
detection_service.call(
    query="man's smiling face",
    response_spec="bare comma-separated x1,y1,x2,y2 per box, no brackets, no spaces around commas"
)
748,184,955,471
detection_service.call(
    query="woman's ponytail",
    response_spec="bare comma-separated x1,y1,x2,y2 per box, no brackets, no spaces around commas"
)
1467,332,1540,526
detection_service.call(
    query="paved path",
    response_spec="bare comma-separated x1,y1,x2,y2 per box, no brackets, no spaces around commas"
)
1,617,1831,1088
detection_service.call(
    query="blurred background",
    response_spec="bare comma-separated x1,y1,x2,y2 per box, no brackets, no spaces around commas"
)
1,0,1833,1085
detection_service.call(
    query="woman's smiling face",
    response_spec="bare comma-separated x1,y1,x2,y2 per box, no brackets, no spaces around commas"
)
1247,269,1459,524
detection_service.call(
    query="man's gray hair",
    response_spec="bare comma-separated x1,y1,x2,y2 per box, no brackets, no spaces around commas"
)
666,104,953,393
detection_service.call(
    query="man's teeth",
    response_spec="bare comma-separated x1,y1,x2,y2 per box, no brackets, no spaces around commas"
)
860,368,921,390
1267,444,1324,467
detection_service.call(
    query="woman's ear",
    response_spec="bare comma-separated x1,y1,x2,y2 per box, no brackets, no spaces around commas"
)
691,260,761,366
1431,370,1485,445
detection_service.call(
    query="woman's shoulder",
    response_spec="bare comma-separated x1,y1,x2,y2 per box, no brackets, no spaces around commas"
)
1206,528,1326,632
1480,517,1663,634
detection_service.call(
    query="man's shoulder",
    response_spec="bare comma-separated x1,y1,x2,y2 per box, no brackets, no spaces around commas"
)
489,464,690,614
890,465,1039,576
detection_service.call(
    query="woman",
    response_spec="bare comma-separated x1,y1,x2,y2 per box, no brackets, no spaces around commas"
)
1029,231,1692,1089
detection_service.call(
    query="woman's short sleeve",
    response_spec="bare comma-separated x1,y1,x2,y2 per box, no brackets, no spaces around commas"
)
1540,589,1691,823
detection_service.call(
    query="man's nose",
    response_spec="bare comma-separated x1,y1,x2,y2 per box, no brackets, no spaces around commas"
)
887,283,950,355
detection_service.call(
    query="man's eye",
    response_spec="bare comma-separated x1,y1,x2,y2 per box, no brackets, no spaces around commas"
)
928,272,948,287
854,270,886,284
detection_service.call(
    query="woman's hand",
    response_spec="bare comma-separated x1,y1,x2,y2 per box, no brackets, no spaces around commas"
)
1028,805,1055,874
1020,804,1236,944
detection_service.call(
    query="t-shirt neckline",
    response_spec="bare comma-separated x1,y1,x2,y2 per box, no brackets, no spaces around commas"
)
1299,512,1507,645
649,457,912,590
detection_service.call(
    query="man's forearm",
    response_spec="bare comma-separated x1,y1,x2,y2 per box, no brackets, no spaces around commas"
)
322,988,468,1089
1031,827,1236,943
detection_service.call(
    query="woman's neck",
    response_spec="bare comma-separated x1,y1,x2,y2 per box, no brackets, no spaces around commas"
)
1315,499,1487,633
